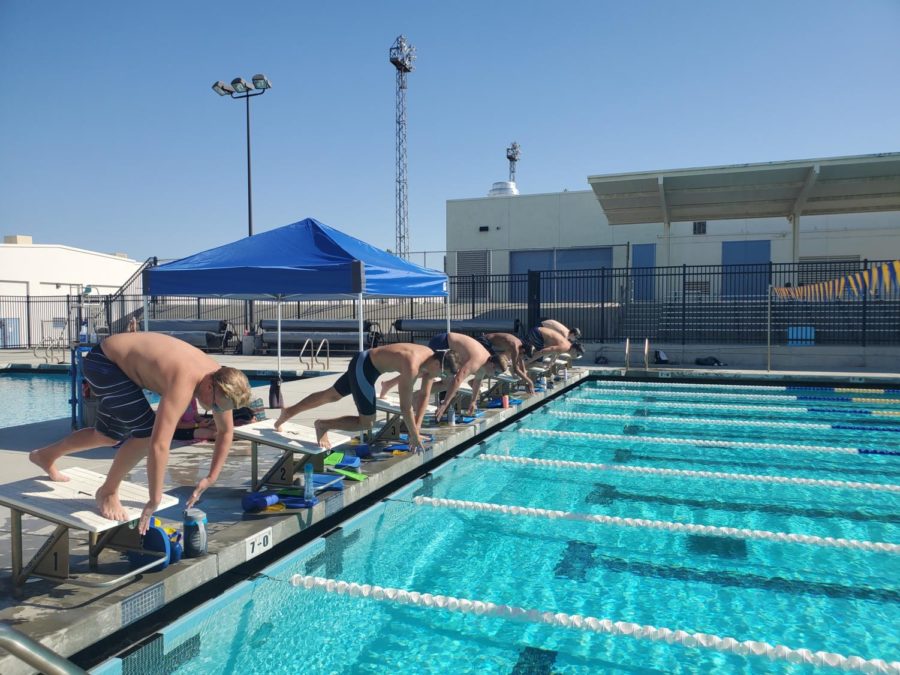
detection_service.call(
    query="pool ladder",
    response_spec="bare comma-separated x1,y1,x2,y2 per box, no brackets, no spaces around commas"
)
622,338,653,372
0,623,87,675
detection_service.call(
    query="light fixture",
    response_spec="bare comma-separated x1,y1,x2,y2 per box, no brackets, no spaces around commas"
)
231,78,252,93
252,74,272,90
212,81,235,96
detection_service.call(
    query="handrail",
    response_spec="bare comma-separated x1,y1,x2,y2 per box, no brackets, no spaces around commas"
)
313,339,331,370
109,255,158,302
298,339,315,370
0,623,88,675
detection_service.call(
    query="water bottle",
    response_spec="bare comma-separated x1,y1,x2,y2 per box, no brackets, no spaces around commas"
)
562,367,568,382
78,321,88,344
304,463,314,502
448,408,456,426
183,508,208,557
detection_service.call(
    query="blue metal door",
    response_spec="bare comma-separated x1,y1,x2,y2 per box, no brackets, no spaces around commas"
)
510,250,554,302
722,240,771,298
555,247,612,302
631,243,656,301
0,318,20,348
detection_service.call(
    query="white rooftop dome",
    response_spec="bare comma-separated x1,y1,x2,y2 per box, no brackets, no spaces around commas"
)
488,181,519,197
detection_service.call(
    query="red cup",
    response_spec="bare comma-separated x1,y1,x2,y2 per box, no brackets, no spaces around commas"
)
501,394,509,409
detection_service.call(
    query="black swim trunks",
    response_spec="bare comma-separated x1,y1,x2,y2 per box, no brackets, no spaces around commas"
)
475,334,497,356
427,332,450,352
82,345,155,441
525,327,545,351
333,350,380,416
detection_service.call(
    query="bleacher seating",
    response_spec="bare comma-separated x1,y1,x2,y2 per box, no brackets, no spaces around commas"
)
258,319,382,353
146,319,231,352
392,318,521,340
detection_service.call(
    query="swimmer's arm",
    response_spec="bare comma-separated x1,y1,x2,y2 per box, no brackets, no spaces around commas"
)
514,354,534,392
186,410,233,508
414,376,435,429
141,389,188,533
466,374,484,413
398,373,424,451
434,364,476,420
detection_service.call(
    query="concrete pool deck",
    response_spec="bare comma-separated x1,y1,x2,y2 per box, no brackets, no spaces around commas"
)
2,348,900,674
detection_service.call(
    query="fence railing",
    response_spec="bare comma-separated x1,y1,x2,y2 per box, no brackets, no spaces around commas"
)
1,260,896,350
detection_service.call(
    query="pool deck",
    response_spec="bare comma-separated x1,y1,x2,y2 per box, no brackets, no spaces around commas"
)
2,350,900,673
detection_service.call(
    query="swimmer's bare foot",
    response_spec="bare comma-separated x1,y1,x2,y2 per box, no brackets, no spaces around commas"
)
314,421,332,450
95,487,129,521
379,382,393,399
29,450,70,482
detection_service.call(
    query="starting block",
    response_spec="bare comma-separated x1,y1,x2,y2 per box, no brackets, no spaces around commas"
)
0,467,178,596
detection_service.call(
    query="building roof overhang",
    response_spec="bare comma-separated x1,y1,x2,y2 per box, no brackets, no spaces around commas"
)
587,152,900,225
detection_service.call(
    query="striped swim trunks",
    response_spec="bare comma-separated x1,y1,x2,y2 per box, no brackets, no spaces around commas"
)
83,345,156,441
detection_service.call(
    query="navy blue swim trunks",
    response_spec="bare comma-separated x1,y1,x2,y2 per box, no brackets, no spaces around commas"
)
525,327,545,351
333,350,380,416
427,332,450,352
82,345,155,441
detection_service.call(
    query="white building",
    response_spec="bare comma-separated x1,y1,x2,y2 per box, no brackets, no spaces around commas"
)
0,235,142,347
446,153,900,278
0,235,141,296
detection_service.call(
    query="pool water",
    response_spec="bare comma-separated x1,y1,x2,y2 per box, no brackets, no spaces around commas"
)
0,372,272,429
0,372,72,428
95,379,900,673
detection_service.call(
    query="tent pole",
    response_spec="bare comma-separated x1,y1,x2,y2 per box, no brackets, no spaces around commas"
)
277,300,282,376
358,293,364,352
445,295,450,333
268,298,284,409
142,296,149,331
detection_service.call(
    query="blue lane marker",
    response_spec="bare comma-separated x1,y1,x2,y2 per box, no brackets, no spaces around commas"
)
833,424,900,433
809,407,872,415
858,448,900,456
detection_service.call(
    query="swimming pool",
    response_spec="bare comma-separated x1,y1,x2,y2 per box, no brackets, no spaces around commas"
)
0,371,274,429
0,372,72,428
92,378,900,673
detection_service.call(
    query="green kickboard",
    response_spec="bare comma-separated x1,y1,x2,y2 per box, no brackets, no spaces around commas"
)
330,467,367,481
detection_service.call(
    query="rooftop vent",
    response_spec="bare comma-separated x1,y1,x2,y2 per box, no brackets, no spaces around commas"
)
488,181,519,197
3,235,33,245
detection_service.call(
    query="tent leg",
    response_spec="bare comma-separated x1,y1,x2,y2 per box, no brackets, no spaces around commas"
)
358,293,364,352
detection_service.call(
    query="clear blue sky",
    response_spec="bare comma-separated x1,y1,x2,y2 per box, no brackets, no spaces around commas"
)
1,1,898,266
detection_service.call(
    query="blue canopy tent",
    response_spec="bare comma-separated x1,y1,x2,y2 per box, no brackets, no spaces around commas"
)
144,217,449,378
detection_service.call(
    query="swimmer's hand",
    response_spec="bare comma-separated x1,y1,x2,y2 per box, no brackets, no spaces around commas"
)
409,434,427,455
274,411,290,432
186,477,212,509
138,500,160,535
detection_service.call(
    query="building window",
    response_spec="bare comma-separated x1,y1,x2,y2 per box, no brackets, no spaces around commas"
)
693,221,706,235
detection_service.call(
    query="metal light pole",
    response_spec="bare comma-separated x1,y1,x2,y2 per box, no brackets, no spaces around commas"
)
212,74,272,327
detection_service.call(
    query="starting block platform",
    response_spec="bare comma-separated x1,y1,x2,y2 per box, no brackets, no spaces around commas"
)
0,467,178,596
233,419,352,491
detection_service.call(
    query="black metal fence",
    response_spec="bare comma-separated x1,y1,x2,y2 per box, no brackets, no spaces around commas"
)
1,260,897,350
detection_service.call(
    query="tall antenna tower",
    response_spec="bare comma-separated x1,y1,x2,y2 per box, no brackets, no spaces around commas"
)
389,35,416,259
507,141,521,183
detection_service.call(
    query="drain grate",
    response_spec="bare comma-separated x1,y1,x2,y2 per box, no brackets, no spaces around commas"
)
121,582,165,626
